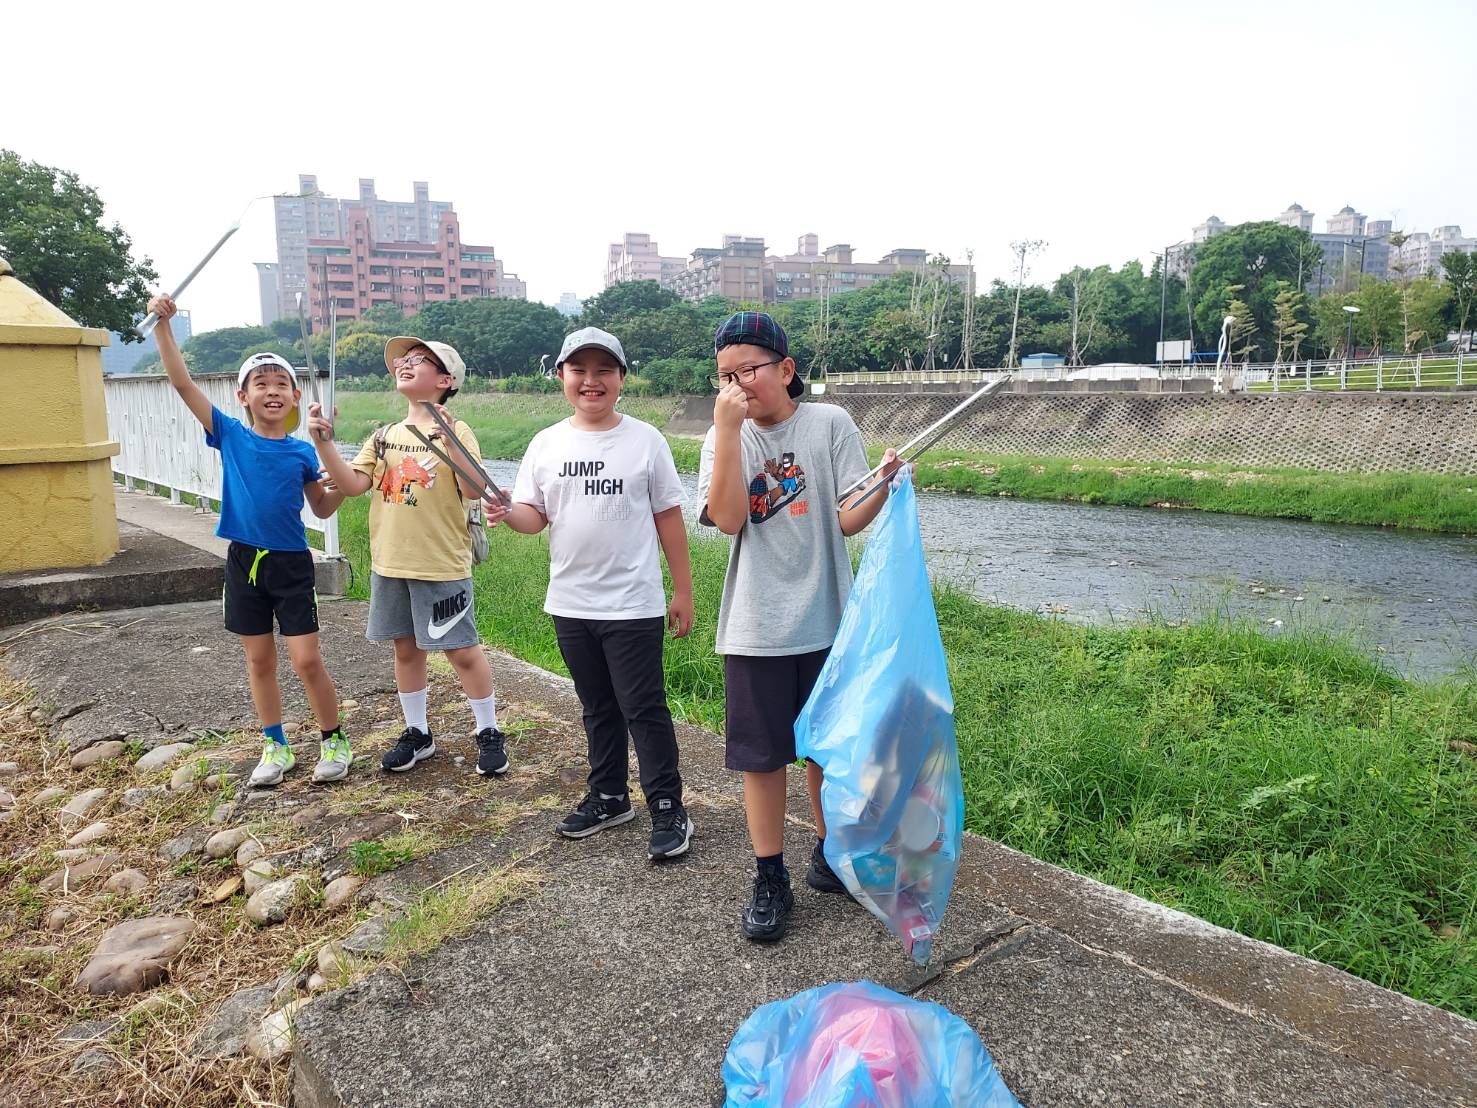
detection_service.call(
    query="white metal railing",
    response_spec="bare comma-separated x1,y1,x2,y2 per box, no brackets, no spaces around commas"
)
104,373,339,557
823,352,1470,392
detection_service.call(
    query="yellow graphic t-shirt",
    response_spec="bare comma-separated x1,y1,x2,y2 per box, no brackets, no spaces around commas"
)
351,419,482,582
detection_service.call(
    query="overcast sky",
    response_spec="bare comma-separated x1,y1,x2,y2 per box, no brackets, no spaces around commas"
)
11,0,1475,333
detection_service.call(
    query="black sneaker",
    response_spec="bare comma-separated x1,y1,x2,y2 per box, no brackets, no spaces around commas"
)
805,840,854,898
474,728,509,776
647,799,693,861
558,792,635,839
742,867,794,942
381,727,435,773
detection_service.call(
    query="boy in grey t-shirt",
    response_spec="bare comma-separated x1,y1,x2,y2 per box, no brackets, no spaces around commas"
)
697,311,897,942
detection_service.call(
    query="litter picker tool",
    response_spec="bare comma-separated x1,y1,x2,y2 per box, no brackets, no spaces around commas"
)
836,373,1012,509
411,401,513,509
295,293,323,410
134,224,240,339
134,188,321,339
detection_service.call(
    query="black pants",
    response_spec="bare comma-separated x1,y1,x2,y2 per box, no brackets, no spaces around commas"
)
553,616,682,812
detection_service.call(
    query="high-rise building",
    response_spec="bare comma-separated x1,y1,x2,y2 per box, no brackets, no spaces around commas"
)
767,236,969,302
671,235,770,302
667,233,969,304
263,175,455,322
1192,215,1227,243
556,292,583,318
1277,203,1314,232
255,263,281,327
101,310,192,375
304,208,521,332
605,233,686,289
1324,205,1365,237
1393,226,1476,278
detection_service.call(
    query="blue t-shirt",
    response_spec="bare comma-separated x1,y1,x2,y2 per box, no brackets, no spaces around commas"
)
206,406,321,552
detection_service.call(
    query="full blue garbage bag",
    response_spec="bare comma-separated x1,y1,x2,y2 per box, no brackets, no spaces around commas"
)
722,980,1021,1108
796,471,962,965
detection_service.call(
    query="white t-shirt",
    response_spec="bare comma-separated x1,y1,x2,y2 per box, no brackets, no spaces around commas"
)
513,415,685,620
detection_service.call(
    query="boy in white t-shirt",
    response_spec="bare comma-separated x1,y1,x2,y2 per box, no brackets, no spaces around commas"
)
484,327,695,860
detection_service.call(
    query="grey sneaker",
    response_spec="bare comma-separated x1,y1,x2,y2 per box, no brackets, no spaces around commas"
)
249,742,295,787
312,729,353,783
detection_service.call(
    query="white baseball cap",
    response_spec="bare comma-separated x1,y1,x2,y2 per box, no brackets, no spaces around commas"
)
557,327,628,371
236,353,301,433
384,336,467,392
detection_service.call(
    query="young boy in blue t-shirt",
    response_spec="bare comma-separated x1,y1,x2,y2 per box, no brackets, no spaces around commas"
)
149,294,350,787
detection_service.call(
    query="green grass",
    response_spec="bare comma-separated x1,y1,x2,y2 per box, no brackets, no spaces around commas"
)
333,496,1477,1017
902,453,1477,534
1247,357,1471,393
332,392,685,462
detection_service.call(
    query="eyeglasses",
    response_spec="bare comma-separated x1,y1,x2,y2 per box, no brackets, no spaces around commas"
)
709,359,782,390
392,353,443,371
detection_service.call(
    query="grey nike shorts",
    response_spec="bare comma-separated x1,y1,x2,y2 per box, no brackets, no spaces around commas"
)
366,574,480,651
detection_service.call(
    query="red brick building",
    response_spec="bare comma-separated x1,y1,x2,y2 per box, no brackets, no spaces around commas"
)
305,208,525,331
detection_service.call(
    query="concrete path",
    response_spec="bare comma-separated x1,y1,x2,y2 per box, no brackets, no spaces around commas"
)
5,599,1471,1107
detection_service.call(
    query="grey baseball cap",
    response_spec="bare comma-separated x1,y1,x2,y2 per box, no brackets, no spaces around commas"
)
557,327,627,371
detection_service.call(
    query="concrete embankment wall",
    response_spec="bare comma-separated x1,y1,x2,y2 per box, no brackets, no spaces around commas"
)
667,391,1477,474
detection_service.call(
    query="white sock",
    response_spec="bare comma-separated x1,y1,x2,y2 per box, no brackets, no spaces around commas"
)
399,687,429,734
468,693,498,732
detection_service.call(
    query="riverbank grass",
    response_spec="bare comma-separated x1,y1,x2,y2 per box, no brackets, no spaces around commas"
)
334,496,1477,1018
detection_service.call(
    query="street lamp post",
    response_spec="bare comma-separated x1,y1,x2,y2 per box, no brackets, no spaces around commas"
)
1342,304,1361,390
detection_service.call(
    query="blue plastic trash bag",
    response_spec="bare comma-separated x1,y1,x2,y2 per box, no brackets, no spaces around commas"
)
722,980,1021,1108
796,471,962,965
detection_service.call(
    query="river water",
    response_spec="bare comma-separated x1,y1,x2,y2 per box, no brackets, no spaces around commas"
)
463,459,1476,679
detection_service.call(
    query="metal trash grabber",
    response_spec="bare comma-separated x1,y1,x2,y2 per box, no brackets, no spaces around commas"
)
134,225,240,339
836,373,1012,510
295,293,323,410
414,401,513,509
135,188,321,339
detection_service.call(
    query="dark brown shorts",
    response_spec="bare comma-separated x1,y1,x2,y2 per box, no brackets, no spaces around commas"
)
723,649,830,773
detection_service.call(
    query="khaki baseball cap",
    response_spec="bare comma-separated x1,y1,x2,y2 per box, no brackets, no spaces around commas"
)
384,336,467,391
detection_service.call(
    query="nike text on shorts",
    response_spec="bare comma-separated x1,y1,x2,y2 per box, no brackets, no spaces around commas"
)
366,573,480,651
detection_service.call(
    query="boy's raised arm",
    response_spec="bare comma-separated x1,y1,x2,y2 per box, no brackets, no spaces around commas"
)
148,295,214,431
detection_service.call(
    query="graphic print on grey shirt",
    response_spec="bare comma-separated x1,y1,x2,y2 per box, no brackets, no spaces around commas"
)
697,403,869,656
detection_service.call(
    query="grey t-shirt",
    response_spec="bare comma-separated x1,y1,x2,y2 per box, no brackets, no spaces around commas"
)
697,403,869,656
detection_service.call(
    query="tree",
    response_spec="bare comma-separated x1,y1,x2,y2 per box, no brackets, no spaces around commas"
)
578,281,679,328
1441,251,1476,348
1063,266,1105,366
1401,278,1450,353
639,357,709,394
407,298,567,378
182,326,283,374
863,309,928,369
615,303,711,366
335,332,392,375
1271,282,1308,366
1224,286,1256,365
1189,221,1319,361
0,150,158,337
360,303,407,331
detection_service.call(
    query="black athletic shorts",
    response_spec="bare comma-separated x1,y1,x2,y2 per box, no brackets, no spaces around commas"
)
723,649,830,773
223,542,319,637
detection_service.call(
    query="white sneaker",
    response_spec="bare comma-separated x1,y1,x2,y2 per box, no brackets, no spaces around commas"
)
312,730,353,784
250,742,295,787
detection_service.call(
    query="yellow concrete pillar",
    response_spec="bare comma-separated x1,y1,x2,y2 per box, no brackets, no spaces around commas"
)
0,258,120,571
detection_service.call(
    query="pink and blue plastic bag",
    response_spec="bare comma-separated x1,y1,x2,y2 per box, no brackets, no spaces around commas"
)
722,980,1020,1107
